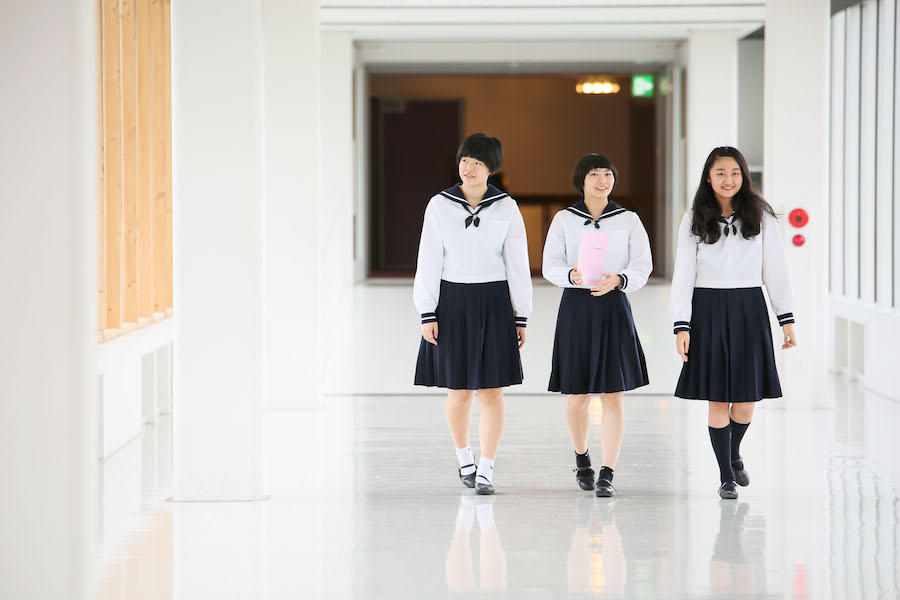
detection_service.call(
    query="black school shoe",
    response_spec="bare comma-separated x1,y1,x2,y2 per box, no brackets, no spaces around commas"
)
475,475,495,495
718,481,738,500
574,451,595,491
732,459,750,487
595,466,615,497
458,464,477,488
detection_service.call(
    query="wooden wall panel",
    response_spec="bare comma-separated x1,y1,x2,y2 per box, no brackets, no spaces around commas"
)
98,0,172,339
121,0,139,326
137,0,153,321
102,0,124,332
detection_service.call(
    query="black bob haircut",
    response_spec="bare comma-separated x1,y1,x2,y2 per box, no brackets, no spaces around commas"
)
572,154,618,196
456,133,503,173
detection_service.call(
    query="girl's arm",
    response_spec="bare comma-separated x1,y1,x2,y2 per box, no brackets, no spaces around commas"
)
413,199,443,324
669,211,698,334
502,202,532,328
761,212,795,327
542,212,575,288
615,214,653,293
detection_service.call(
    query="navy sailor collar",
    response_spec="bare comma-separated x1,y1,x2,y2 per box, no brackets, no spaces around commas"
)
566,200,628,228
717,212,737,237
439,183,509,228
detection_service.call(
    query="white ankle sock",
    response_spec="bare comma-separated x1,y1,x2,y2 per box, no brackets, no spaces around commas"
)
456,446,476,475
477,457,495,484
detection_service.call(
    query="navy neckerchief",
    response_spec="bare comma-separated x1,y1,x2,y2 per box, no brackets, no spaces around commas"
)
717,212,737,237
565,200,627,229
439,183,508,228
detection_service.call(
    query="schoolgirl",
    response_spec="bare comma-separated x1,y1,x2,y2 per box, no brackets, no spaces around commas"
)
413,133,533,496
543,153,652,497
670,146,797,500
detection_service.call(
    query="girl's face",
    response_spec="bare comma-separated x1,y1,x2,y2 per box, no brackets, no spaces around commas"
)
583,168,615,201
707,156,742,201
459,156,490,188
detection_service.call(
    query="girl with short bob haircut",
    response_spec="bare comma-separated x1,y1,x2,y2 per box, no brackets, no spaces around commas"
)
543,153,652,497
414,133,532,496
670,146,797,500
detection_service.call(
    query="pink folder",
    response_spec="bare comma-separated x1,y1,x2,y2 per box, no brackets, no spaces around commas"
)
577,230,610,286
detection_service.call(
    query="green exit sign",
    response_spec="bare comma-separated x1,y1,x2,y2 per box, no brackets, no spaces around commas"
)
632,74,655,98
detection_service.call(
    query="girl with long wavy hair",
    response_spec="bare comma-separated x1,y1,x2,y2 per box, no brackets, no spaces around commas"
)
670,146,797,500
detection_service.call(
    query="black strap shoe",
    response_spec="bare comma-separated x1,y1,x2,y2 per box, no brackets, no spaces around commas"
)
595,477,615,497
731,459,750,487
458,463,476,488
718,481,738,499
574,451,595,491
475,475,494,495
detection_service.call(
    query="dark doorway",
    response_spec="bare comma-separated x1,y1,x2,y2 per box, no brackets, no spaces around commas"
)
369,98,462,275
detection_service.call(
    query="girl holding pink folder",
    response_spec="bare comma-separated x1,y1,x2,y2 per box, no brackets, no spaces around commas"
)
542,154,653,497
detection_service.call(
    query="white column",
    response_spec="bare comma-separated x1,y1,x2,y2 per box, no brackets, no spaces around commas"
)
319,31,356,387
685,29,739,203
764,0,830,407
262,0,320,409
0,2,97,597
171,0,264,500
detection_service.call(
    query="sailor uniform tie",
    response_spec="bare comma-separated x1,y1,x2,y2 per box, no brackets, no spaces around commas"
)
718,214,737,237
584,218,600,229
465,215,481,228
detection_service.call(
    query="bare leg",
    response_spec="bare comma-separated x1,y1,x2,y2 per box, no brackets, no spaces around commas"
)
476,388,505,459
708,401,731,428
598,392,624,468
566,394,591,454
446,390,475,448
730,402,755,424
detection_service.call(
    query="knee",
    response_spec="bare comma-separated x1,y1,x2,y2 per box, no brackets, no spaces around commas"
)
568,395,591,412
600,393,624,412
731,403,754,420
447,391,474,408
477,388,504,407
709,401,730,417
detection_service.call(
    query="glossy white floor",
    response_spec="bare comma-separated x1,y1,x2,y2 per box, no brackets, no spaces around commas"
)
98,281,900,599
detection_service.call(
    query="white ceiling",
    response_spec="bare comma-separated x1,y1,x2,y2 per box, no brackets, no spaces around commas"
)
319,2,766,41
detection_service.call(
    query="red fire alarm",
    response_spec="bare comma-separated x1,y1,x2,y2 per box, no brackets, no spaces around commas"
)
789,208,809,228
792,234,805,246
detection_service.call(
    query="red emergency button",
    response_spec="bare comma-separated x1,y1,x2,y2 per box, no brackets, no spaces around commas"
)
792,234,805,246
789,208,809,228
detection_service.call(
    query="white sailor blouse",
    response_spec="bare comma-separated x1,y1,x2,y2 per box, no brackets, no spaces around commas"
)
542,200,653,293
669,210,795,334
413,183,533,327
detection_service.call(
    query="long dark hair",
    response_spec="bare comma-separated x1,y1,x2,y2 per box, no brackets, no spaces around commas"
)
691,146,775,244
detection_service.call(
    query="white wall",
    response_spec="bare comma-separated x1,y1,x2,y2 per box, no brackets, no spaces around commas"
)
685,30,739,204
0,1,98,596
262,0,321,409
171,0,265,500
765,0,830,407
738,38,764,169
829,0,900,401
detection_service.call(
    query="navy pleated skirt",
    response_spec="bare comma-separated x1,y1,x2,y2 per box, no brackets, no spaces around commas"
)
414,280,523,390
675,287,782,403
549,288,649,394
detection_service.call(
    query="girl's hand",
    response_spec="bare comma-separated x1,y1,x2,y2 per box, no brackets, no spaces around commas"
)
516,326,526,350
570,267,584,286
676,331,690,362
782,323,797,349
590,273,621,297
422,322,439,345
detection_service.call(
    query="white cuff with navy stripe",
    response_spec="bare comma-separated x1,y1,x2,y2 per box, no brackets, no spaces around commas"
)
617,273,628,291
515,315,528,328
777,312,795,325
567,269,575,285
673,321,691,334
421,312,437,324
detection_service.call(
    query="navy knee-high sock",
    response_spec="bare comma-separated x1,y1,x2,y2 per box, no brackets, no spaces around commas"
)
730,419,750,468
708,424,734,484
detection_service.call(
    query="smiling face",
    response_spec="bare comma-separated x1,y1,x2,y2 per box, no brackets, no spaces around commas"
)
583,168,615,202
458,156,490,188
707,156,742,203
